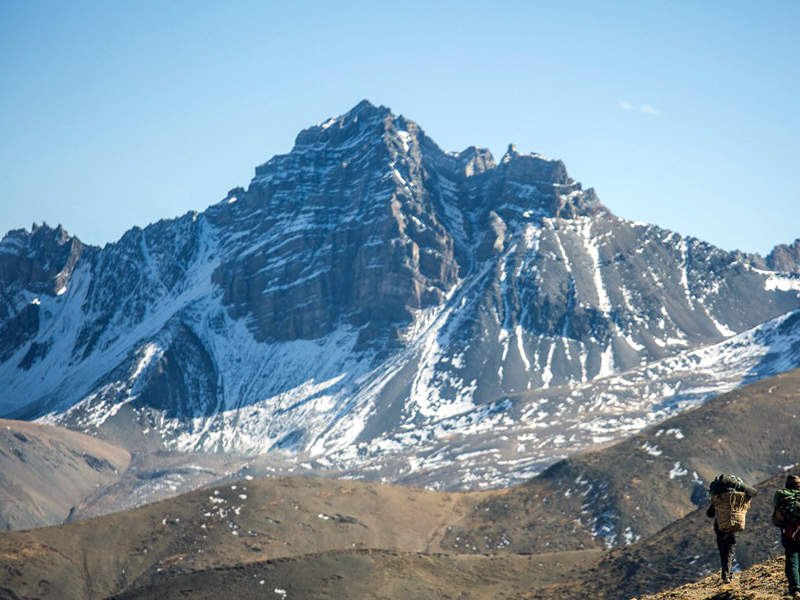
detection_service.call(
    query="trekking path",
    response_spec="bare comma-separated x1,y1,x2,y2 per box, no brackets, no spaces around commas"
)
634,555,789,599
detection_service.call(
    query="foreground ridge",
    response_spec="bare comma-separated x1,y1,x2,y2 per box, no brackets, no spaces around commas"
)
635,556,787,599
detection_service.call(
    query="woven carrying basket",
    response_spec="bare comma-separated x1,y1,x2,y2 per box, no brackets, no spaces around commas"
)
712,490,750,533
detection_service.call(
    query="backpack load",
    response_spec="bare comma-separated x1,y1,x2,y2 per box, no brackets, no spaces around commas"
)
711,490,751,533
709,474,758,498
772,489,800,527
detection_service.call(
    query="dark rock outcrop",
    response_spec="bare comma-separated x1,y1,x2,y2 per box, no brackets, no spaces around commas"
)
767,238,800,273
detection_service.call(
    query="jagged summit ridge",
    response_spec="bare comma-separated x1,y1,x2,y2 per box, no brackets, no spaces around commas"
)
1,101,799,491
253,100,598,217
291,99,393,149
215,101,609,345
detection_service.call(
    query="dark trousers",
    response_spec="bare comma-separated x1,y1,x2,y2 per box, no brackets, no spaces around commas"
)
783,536,800,593
715,526,737,580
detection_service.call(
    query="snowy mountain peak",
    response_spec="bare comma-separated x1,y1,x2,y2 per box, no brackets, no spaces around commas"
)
0,223,88,297
1,103,800,494
291,99,394,150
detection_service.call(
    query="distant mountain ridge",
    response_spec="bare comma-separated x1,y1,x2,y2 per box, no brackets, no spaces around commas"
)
1,100,799,491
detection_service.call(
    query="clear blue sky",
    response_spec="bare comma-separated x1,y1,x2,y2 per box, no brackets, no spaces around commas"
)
1,1,798,254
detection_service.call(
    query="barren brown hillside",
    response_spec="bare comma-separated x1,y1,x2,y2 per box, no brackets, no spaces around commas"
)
3,369,800,600
0,419,130,530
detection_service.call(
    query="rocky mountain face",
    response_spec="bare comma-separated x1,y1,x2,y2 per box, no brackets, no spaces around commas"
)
766,238,800,273
1,101,800,492
0,225,87,367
